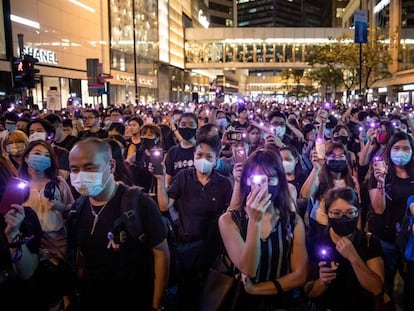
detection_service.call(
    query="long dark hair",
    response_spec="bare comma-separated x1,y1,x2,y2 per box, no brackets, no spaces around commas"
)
383,131,414,185
19,140,60,201
19,140,58,181
324,187,360,214
315,142,355,201
239,147,294,243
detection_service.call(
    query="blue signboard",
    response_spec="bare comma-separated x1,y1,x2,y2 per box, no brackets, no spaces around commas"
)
354,10,368,43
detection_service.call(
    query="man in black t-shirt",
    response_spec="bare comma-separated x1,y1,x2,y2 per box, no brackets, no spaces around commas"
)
78,109,108,139
44,113,79,152
68,138,169,311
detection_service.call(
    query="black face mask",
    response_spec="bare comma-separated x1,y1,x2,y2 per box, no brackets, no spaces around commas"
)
268,185,279,200
178,128,196,140
329,216,358,236
327,160,347,173
142,138,157,150
334,135,348,146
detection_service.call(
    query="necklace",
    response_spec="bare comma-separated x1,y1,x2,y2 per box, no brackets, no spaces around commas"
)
90,202,108,235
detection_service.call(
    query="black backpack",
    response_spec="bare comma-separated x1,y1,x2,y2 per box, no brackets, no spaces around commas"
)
67,184,179,287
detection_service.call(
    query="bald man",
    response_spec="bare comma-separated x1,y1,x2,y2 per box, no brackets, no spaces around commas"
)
68,137,169,311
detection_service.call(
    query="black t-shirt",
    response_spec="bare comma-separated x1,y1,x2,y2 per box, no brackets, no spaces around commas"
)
167,168,232,239
78,128,108,139
165,144,195,179
308,229,382,311
231,119,249,130
75,183,166,309
368,175,414,242
132,147,156,193
55,135,79,152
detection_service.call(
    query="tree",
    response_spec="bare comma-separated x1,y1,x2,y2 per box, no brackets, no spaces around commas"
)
305,29,392,99
281,68,305,98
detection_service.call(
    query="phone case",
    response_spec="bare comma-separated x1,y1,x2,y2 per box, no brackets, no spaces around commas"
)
0,177,29,215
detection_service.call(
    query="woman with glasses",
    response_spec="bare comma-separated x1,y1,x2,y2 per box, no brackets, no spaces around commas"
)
300,142,360,238
305,187,384,311
219,147,308,310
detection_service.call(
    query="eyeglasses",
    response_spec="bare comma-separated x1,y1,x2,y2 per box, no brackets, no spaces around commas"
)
328,209,359,219
270,121,285,127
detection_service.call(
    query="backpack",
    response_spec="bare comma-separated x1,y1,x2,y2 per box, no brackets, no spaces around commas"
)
67,184,179,287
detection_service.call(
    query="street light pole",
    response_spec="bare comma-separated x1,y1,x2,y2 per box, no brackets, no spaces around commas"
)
132,0,139,105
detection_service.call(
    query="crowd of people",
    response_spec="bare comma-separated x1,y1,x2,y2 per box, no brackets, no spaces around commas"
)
0,98,413,311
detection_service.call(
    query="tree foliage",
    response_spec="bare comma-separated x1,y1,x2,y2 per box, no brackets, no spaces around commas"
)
305,30,392,97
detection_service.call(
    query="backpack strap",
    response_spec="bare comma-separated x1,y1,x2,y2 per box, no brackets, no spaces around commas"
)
114,185,147,245
67,195,88,249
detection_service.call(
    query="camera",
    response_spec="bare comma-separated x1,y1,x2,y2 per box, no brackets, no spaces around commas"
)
150,148,163,175
226,130,247,142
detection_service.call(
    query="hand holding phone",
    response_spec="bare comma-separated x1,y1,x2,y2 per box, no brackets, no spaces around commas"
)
150,148,164,175
233,146,247,163
0,177,29,215
315,137,326,160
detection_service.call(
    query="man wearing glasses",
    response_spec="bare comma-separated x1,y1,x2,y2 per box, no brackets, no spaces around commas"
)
78,109,108,139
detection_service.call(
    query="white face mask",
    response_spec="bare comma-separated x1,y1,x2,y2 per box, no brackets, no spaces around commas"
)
6,143,26,156
282,160,296,174
274,126,286,138
29,132,47,142
70,165,110,197
194,158,214,174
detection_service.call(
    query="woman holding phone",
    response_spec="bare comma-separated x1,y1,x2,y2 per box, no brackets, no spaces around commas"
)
19,140,74,260
0,158,46,310
219,147,308,310
305,187,384,311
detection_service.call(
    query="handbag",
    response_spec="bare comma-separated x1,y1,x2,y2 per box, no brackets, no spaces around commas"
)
199,252,241,311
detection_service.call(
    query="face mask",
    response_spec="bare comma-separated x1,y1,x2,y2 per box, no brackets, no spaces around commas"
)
390,150,412,167
274,126,286,139
282,160,296,174
329,215,358,236
5,124,16,131
70,166,110,197
268,185,279,200
376,133,388,145
216,118,228,129
142,138,157,150
327,159,347,173
6,143,26,156
334,135,348,145
29,132,47,142
324,128,333,137
27,154,51,171
194,158,214,174
178,127,197,140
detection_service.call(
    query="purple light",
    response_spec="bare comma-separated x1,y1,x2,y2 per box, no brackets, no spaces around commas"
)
17,181,27,189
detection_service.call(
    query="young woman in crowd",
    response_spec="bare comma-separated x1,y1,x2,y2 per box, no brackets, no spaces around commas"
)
368,131,414,309
300,142,359,237
2,129,29,175
305,187,384,311
0,158,45,310
219,147,308,310
19,140,74,260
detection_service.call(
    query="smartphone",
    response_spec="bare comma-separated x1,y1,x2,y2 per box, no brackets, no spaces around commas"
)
226,130,247,142
318,246,334,268
74,109,80,120
0,177,29,215
150,148,163,175
373,155,386,174
233,146,247,163
250,175,268,187
315,137,326,160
